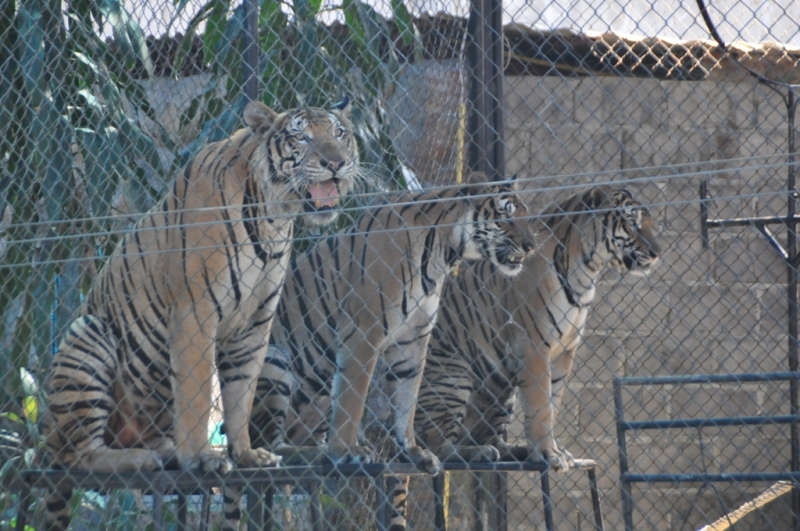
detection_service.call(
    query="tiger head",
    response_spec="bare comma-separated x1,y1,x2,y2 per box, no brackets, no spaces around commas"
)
458,172,537,277
244,98,359,226
603,188,661,276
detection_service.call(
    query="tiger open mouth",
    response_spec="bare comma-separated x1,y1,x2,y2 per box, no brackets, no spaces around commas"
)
304,179,340,213
623,254,655,274
496,250,527,270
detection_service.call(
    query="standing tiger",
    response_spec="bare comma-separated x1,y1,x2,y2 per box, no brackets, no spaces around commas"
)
414,186,661,471
248,172,537,475
43,99,358,531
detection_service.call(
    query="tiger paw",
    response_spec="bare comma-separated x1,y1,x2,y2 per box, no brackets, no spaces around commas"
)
554,441,575,465
493,442,529,461
138,452,165,471
179,451,233,474
237,447,281,468
328,445,376,465
438,443,499,463
407,446,442,475
114,449,165,472
274,445,328,465
530,446,571,474
463,445,501,463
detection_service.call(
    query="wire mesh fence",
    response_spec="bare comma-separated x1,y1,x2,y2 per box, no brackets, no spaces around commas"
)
2,0,800,529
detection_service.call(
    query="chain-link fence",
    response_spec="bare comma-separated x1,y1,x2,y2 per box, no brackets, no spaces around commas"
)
2,0,800,529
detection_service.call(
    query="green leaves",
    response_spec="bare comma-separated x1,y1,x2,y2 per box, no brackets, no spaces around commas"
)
76,127,130,223
16,0,46,108
1,0,166,410
203,0,229,65
96,0,154,76
391,0,415,45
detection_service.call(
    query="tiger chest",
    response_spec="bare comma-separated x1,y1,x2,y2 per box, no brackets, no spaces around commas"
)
545,295,589,358
404,276,444,326
216,240,292,336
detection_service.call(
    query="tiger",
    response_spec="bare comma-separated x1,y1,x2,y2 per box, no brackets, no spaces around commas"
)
413,186,661,474
246,171,537,476
42,98,359,531
231,172,535,530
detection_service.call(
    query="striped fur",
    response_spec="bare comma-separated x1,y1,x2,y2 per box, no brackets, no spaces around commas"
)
43,100,358,531
415,187,661,470
240,172,535,528
364,187,663,531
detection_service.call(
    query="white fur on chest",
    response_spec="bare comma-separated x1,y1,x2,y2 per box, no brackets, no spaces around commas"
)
543,284,595,358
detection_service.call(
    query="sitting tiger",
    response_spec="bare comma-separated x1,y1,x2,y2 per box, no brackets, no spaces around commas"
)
43,99,358,531
247,172,537,475
413,186,661,472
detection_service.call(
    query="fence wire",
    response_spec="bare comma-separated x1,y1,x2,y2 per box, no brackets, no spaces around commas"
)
2,0,800,529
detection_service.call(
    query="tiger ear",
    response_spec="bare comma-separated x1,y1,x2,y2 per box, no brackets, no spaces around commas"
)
244,101,279,135
498,172,520,191
465,171,490,195
583,186,611,210
332,96,352,119
610,188,634,205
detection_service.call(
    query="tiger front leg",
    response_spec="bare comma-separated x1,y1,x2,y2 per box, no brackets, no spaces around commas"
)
518,351,570,473
46,316,166,474
219,333,281,469
548,348,578,466
170,300,232,473
327,336,381,464
384,340,441,474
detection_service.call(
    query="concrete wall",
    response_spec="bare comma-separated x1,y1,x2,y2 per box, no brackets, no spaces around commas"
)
496,74,794,531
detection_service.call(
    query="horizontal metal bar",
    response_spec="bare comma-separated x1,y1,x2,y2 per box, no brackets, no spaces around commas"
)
623,472,800,483
704,215,800,228
615,372,800,387
20,463,427,491
621,414,800,431
21,459,599,492
442,458,596,472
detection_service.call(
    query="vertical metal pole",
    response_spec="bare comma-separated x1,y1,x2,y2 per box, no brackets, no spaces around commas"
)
247,485,266,531
489,471,507,531
614,379,635,531
200,490,211,531
376,476,390,531
700,179,710,248
467,0,487,175
265,484,275,531
587,468,605,531
308,482,324,531
153,492,164,531
470,472,487,531
177,492,189,531
433,473,447,531
14,486,30,531
489,0,505,181
540,472,554,531
242,0,260,102
467,0,504,180
787,87,800,531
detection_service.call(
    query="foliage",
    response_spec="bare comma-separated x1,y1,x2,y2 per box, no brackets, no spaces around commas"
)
0,0,167,418
1,0,418,409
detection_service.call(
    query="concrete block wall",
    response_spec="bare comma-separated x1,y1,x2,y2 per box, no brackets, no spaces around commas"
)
502,74,795,530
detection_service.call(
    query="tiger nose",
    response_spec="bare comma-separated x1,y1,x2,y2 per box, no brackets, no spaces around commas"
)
522,238,536,254
321,158,345,171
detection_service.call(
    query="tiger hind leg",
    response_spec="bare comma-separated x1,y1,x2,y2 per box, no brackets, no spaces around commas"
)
44,316,167,529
